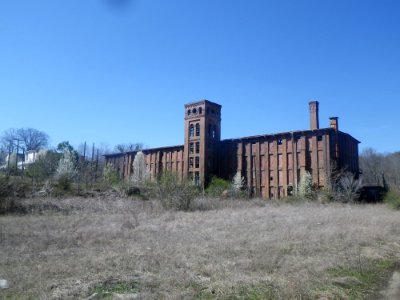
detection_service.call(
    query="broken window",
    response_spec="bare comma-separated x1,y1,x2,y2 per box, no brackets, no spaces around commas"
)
189,124,194,137
196,123,200,136
189,157,194,168
189,143,194,154
194,172,200,186
288,185,293,196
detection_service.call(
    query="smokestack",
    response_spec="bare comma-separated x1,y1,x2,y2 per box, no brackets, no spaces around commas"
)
309,101,319,130
330,117,339,132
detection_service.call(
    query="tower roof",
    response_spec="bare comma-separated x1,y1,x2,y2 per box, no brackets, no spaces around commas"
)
184,99,221,108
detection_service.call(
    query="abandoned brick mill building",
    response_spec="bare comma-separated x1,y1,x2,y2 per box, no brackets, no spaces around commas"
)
105,100,359,199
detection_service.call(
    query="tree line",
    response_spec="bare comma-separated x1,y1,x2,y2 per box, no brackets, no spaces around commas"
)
359,147,400,192
0,127,145,194
1,127,399,203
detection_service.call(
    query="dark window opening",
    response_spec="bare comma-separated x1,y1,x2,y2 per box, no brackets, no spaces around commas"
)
288,185,293,196
195,156,200,168
195,142,200,153
194,172,200,186
189,124,194,137
189,143,194,154
189,157,194,168
278,138,283,145
317,135,323,141
187,109,191,115
199,107,203,114
192,108,197,114
196,123,200,136
270,176,273,181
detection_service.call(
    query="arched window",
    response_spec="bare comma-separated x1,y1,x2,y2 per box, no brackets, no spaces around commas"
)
195,123,200,136
199,107,203,114
189,124,194,137
192,108,197,114
187,109,191,115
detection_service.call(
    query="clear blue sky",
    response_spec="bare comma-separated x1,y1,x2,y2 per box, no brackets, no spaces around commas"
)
1,0,399,153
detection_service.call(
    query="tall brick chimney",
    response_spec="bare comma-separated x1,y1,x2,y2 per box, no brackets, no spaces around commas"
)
309,101,319,130
330,117,339,132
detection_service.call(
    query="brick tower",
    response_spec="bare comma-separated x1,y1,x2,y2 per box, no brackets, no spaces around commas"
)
184,100,221,188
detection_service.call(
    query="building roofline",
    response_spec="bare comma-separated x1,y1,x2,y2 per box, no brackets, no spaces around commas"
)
338,131,361,143
104,144,184,157
184,99,221,108
221,127,360,143
105,128,360,157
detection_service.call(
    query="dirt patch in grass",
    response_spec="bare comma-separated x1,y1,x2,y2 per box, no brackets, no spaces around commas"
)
1,197,400,299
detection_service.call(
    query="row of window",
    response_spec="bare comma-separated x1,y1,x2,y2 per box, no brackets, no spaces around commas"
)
189,123,218,138
189,156,200,169
189,123,200,137
187,107,203,115
189,142,200,154
187,107,218,116
188,171,200,186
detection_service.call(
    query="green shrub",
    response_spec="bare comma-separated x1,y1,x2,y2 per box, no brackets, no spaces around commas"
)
103,163,121,186
384,190,400,209
0,176,32,198
9,177,32,198
54,174,74,195
0,175,11,198
25,150,60,184
156,172,199,211
206,176,230,197
298,171,313,199
0,175,33,213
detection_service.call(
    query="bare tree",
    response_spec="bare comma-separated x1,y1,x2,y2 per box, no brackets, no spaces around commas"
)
360,148,400,192
359,148,384,186
0,128,18,152
1,128,49,152
114,143,143,153
337,172,363,203
16,128,49,151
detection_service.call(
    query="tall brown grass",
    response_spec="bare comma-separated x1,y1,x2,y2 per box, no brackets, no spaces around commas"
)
0,196,399,299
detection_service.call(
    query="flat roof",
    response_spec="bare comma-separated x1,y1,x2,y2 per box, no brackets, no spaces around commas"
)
184,99,222,108
104,144,184,157
105,127,360,157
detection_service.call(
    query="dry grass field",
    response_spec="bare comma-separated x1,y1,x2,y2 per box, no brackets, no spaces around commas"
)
1,195,399,299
